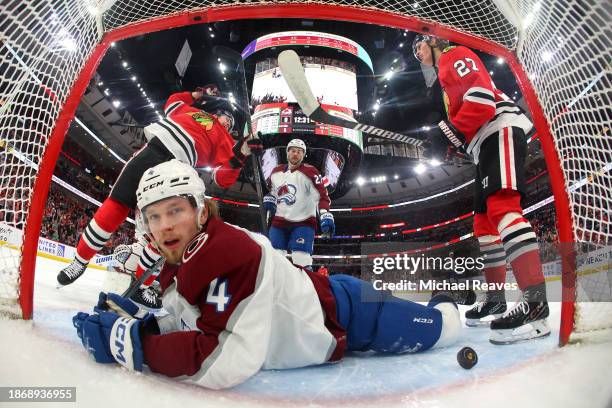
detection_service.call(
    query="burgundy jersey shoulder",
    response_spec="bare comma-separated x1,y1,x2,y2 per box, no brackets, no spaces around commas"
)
270,164,286,176
297,163,322,179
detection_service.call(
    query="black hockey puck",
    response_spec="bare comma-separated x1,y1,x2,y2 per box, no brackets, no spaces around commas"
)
457,346,478,369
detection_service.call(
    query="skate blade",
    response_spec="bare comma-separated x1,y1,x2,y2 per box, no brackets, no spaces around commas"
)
489,319,551,345
466,319,492,327
466,313,503,327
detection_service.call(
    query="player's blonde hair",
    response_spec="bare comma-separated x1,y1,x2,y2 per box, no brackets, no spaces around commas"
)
203,198,220,219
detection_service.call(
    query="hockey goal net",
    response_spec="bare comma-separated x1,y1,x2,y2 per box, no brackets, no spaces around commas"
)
0,0,610,344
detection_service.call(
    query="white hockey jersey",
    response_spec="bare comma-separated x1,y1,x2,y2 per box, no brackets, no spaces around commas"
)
267,163,331,228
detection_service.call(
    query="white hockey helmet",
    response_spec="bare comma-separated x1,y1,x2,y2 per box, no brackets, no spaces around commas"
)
136,160,207,230
286,138,306,155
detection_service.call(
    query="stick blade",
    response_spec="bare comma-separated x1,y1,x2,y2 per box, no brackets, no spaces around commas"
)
277,50,319,116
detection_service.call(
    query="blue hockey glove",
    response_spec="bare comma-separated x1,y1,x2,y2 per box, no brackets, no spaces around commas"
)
72,311,147,371
95,292,149,319
319,210,335,237
263,194,277,213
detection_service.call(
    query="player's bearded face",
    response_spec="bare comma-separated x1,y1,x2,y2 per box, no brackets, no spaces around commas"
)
287,147,305,166
143,196,201,264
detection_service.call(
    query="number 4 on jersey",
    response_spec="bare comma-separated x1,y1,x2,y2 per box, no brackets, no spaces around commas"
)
206,278,231,312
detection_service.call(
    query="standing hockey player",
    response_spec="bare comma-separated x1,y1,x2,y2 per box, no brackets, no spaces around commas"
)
263,139,334,270
72,160,472,389
57,84,262,297
413,35,550,344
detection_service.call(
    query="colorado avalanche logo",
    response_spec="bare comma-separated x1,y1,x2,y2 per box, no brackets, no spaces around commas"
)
276,183,297,205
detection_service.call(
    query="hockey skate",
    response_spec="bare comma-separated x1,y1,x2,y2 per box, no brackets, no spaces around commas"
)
465,292,507,327
431,288,476,306
489,284,550,345
56,259,88,287
130,285,162,311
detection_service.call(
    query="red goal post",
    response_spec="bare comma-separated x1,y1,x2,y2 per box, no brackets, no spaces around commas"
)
1,1,609,345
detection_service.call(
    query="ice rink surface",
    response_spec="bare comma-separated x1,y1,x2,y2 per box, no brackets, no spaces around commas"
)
1,253,611,407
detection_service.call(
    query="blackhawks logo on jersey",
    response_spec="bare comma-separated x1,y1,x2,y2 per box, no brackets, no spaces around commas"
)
442,90,450,116
187,111,215,131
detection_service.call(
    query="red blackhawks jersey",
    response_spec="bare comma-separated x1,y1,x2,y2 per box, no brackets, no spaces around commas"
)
143,91,240,188
141,217,346,389
438,46,533,162
267,163,331,229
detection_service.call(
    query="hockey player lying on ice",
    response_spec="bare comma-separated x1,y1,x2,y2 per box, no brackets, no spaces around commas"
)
73,160,474,390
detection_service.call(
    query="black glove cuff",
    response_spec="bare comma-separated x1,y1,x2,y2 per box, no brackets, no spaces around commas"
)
438,120,465,148
229,156,244,169
140,315,160,336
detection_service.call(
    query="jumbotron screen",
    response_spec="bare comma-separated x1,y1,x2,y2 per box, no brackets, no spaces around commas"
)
251,56,358,110
250,56,363,149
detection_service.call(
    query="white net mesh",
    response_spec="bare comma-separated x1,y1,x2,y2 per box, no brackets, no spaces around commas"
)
512,0,612,339
0,0,610,339
102,0,519,48
1,1,100,314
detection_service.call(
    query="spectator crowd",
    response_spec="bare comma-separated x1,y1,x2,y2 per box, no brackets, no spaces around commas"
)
6,133,605,265
40,184,133,255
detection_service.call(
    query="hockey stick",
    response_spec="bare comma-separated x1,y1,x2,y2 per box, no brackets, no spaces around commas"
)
120,257,163,298
109,121,145,128
213,46,269,235
277,50,424,147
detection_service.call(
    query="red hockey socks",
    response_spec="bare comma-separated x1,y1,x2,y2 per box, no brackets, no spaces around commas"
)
478,236,507,286
474,213,507,287
136,243,162,287
487,190,544,290
75,198,130,263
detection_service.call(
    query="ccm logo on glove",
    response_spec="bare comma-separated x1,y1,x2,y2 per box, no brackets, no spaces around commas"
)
111,318,137,369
